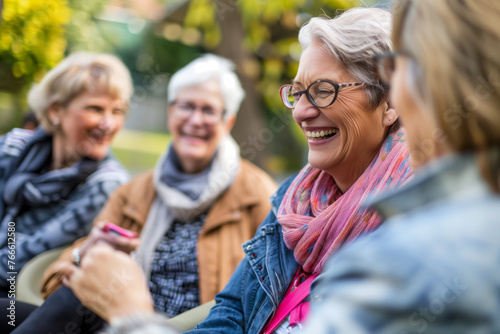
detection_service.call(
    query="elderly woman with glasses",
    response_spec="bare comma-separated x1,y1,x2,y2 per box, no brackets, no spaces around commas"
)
7,54,276,334
12,8,414,334
300,0,500,333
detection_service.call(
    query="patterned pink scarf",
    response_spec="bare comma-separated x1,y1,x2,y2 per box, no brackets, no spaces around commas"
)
278,129,412,274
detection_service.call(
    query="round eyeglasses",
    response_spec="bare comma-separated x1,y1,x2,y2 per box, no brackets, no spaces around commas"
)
171,101,225,124
279,80,364,109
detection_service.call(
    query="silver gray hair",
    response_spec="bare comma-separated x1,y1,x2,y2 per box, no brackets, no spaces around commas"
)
167,54,245,120
298,7,392,109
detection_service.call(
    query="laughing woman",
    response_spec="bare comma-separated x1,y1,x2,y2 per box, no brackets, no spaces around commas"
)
13,8,413,334
302,0,500,332
0,53,130,296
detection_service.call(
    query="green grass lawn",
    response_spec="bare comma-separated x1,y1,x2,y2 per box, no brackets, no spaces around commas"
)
111,129,170,176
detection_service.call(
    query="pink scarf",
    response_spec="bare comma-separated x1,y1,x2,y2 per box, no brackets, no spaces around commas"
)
278,129,412,274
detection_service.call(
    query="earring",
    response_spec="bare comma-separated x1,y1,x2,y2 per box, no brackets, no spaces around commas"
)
53,118,60,126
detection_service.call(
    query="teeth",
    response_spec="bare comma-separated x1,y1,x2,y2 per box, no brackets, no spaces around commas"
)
305,129,336,138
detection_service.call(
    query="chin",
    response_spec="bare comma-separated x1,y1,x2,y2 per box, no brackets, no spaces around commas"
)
86,148,109,161
307,152,338,173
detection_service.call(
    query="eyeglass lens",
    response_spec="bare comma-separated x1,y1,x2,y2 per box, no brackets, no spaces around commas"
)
174,102,223,123
281,81,338,108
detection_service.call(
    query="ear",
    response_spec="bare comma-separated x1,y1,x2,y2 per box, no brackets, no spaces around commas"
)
48,103,62,124
224,115,236,133
383,106,398,127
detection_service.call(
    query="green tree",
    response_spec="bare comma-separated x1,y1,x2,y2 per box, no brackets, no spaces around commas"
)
0,0,111,131
0,0,70,93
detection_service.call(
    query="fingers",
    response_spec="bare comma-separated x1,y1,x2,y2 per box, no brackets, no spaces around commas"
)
81,223,140,257
60,244,154,321
54,261,79,287
99,231,140,252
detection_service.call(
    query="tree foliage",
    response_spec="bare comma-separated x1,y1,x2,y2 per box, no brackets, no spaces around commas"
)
0,0,110,94
0,0,70,92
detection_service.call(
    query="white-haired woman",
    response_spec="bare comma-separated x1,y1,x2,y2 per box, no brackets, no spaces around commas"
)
0,52,130,297
17,8,415,334
8,54,276,333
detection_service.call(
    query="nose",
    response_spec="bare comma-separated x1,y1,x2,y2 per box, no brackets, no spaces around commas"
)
292,95,320,124
98,111,117,131
186,108,205,126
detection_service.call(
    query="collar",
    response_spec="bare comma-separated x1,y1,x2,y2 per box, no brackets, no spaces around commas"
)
370,153,493,219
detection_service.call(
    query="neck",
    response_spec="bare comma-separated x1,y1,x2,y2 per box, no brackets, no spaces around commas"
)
179,158,210,174
51,135,80,170
326,147,381,194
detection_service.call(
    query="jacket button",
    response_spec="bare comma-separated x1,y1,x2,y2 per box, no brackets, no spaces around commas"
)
261,276,265,280
246,245,252,251
258,266,262,270
252,253,256,258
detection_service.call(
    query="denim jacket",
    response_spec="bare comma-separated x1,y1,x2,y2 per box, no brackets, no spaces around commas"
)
303,154,500,333
185,175,298,334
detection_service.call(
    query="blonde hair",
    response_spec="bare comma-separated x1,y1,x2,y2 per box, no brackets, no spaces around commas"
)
393,0,500,192
28,52,133,133
298,8,392,110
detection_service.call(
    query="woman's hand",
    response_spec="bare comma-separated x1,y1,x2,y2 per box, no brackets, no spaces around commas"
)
56,244,155,322
77,222,140,259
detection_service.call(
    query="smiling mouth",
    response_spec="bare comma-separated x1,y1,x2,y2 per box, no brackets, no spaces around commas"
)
89,130,113,143
181,132,209,141
305,129,337,141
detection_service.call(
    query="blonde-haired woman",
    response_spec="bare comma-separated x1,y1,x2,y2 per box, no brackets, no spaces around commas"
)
302,0,500,333
0,52,130,296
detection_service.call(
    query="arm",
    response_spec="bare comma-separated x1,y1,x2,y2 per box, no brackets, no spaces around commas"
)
302,230,440,334
0,179,122,285
87,256,250,334
57,244,155,321
41,181,138,298
183,259,248,334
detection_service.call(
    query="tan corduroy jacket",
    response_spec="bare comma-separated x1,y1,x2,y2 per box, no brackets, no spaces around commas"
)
41,160,277,303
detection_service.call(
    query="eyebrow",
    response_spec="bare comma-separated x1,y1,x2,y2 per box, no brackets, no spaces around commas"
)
291,79,303,87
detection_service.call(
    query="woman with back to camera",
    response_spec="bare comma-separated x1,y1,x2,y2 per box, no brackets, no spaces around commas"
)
0,52,130,297
301,0,500,333
7,54,277,333
20,8,415,334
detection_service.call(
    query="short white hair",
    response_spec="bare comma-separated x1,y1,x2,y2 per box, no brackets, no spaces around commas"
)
299,7,392,109
28,52,133,133
167,54,245,119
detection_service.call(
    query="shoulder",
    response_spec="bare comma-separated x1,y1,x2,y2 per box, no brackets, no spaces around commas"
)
115,170,154,196
0,128,35,157
221,160,277,207
315,197,500,320
309,204,500,333
88,157,130,183
238,159,277,192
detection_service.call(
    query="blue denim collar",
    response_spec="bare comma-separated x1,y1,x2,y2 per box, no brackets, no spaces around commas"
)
370,153,493,219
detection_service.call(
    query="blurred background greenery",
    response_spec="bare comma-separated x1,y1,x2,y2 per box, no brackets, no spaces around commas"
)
0,0,390,178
